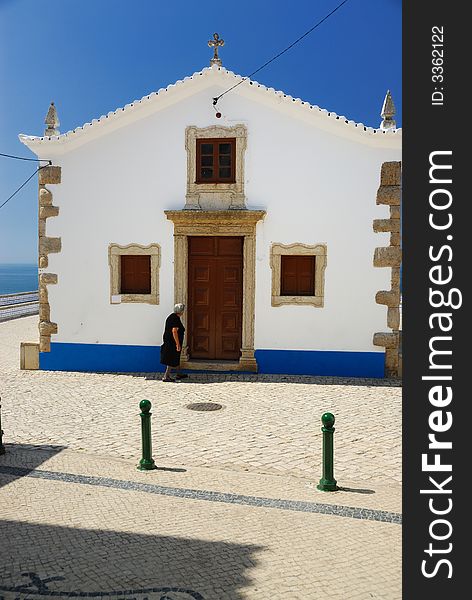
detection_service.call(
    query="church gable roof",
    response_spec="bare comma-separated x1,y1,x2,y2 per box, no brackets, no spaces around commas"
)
19,66,401,152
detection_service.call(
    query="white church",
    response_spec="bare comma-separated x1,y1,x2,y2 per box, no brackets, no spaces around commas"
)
19,35,402,378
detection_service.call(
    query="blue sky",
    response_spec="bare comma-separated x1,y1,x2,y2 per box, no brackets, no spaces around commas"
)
0,0,401,264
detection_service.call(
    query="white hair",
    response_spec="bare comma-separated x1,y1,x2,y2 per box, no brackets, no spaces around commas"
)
173,303,185,313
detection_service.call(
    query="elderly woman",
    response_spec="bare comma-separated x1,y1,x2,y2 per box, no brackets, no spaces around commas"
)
160,303,188,382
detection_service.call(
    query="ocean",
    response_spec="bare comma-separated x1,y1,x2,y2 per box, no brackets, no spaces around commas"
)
0,263,38,295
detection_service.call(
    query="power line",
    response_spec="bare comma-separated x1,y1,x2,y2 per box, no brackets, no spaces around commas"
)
0,152,51,164
2,1,352,208
213,0,351,106
0,166,48,211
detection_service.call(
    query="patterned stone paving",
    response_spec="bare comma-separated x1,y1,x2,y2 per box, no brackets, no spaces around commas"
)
0,316,402,598
1,317,402,485
0,447,401,600
0,465,402,524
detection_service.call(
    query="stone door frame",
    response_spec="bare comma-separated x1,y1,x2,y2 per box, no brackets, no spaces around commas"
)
165,210,266,372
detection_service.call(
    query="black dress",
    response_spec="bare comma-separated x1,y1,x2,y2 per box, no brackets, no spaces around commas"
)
160,313,185,367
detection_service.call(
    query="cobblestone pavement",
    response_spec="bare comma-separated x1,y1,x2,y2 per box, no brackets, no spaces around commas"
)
1,447,401,600
0,317,402,599
1,317,402,485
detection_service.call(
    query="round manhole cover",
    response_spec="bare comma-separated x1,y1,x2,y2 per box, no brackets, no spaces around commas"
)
186,402,223,412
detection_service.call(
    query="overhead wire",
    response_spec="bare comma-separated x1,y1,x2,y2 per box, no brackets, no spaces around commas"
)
0,152,51,164
0,166,49,210
0,152,53,210
2,0,352,208
212,0,351,106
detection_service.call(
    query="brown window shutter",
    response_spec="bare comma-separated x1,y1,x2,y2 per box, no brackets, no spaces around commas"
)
281,255,315,296
121,255,151,294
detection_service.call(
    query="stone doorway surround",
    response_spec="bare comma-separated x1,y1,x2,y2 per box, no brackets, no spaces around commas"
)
165,210,266,372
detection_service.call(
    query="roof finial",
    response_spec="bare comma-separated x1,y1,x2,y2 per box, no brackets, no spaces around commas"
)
380,90,396,130
208,33,224,67
44,101,60,136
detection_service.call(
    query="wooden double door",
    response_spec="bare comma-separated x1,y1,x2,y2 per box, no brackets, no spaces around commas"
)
188,236,243,360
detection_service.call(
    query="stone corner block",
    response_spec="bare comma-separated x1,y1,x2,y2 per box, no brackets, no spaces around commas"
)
39,273,58,285
391,268,401,290
373,218,400,233
387,307,401,330
373,247,402,268
38,166,61,185
39,321,58,336
39,236,62,255
376,290,401,307
380,161,401,186
376,185,401,206
39,187,53,206
385,347,400,369
373,331,399,349
39,335,51,353
39,304,50,321
39,206,59,219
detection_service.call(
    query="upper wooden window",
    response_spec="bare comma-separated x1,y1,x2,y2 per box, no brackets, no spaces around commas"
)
120,255,151,294
280,255,316,296
196,138,236,183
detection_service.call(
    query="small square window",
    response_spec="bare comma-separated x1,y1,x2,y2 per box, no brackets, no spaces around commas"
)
270,243,327,308
109,244,160,305
281,256,316,296
196,138,235,183
121,255,151,294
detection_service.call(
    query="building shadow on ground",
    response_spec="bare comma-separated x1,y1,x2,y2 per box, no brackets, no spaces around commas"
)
137,372,402,388
49,369,401,387
0,519,262,600
0,443,66,490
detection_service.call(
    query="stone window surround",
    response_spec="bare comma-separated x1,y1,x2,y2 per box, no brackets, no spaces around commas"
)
185,124,247,209
165,209,266,372
108,243,161,305
270,243,327,307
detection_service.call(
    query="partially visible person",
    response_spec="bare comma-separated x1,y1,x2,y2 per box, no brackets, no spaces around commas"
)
160,303,188,382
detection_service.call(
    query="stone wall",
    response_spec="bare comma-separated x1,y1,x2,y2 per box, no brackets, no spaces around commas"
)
373,161,402,377
20,166,61,369
38,166,61,353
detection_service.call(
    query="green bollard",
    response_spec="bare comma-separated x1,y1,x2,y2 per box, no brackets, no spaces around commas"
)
317,412,338,491
137,399,157,471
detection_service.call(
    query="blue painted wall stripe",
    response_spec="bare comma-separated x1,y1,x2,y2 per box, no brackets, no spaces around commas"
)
255,349,385,378
40,342,165,373
40,343,385,377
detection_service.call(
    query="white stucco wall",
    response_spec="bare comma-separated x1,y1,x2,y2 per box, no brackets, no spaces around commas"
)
31,70,400,353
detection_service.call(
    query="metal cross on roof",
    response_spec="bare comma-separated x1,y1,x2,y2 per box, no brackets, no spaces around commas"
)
208,33,224,67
